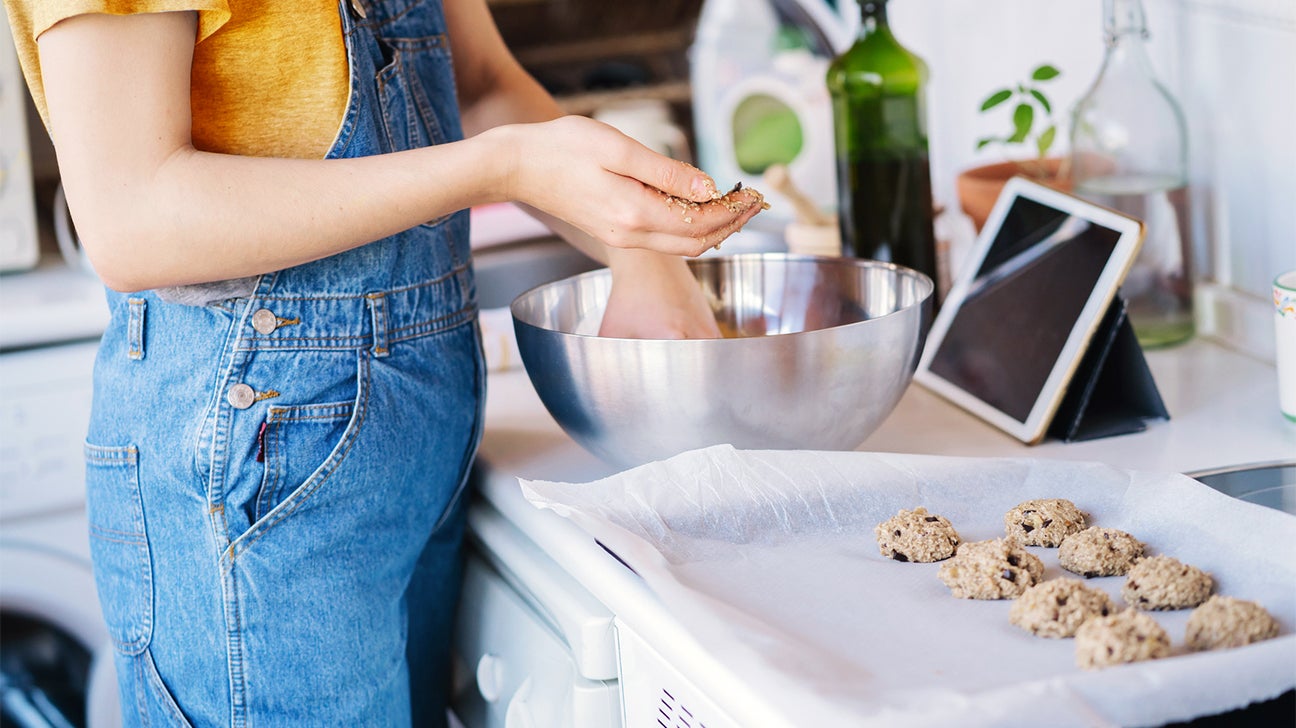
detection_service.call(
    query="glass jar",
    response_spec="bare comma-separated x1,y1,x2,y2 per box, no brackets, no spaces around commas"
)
1071,0,1194,348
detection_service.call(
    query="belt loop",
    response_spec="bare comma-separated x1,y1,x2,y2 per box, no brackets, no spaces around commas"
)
126,297,147,360
366,293,390,358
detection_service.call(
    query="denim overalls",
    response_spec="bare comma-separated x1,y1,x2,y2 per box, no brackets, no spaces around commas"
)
83,2,483,725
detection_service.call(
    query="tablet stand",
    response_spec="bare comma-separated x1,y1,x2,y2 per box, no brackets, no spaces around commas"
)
1047,297,1170,442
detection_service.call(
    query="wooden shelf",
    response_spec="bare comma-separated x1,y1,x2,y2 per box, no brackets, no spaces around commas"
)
554,80,693,117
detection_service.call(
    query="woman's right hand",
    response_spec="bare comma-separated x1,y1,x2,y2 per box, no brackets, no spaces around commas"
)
495,116,767,257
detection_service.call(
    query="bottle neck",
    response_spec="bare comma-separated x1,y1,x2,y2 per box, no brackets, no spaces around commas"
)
858,1,889,34
1102,0,1154,70
1105,0,1150,45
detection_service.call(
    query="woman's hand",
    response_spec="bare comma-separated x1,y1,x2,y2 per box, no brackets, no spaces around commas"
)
598,249,721,339
495,116,767,257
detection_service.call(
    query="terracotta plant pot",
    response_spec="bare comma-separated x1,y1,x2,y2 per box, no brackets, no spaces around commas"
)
956,157,1072,231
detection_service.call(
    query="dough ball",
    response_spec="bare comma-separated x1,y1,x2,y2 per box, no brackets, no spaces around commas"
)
874,507,961,563
1004,498,1087,547
1186,595,1280,651
1075,609,1171,669
1010,578,1117,638
1123,555,1213,611
938,538,1044,599
1058,527,1146,578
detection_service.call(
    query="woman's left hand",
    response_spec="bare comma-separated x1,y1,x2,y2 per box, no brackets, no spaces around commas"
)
598,249,720,339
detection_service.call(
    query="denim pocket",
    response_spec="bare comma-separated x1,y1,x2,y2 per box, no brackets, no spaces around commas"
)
237,354,371,547
84,443,152,656
254,400,355,523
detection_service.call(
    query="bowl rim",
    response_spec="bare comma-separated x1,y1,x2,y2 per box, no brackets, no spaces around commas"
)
508,252,935,342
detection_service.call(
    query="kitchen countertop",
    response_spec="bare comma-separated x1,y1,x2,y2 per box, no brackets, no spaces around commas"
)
478,337,1295,484
471,336,1295,727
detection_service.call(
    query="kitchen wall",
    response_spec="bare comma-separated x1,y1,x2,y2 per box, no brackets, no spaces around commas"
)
885,0,1296,361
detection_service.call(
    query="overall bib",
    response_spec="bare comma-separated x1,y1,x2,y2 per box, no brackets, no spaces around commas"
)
83,2,483,725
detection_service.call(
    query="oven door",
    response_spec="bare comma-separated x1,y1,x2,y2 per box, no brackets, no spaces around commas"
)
453,487,623,728
451,547,620,728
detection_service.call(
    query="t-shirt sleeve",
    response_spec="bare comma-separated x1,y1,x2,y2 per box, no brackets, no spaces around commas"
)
24,0,231,45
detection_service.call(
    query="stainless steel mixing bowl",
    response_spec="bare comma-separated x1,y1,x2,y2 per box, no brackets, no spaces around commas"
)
510,253,934,467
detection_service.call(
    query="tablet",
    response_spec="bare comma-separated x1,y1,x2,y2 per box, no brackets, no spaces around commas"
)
915,176,1145,444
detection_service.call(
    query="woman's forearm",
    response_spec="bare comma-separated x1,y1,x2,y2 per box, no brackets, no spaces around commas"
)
73,134,510,291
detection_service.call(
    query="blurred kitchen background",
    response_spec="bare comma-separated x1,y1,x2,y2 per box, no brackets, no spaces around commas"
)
7,0,1294,363
3,0,1292,482
479,0,1295,363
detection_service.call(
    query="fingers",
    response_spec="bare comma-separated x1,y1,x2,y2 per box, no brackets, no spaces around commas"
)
638,187,769,254
601,127,720,203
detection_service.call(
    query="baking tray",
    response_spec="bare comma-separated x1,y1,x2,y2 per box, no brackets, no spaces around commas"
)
522,445,1296,728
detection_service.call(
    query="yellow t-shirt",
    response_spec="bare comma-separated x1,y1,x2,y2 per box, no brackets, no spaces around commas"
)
3,0,348,159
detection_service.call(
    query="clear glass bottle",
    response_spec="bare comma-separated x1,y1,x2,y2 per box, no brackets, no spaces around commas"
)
826,0,938,305
1071,0,1194,348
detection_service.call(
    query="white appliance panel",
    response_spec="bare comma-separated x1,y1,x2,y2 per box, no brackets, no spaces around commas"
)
0,4,39,273
0,340,99,520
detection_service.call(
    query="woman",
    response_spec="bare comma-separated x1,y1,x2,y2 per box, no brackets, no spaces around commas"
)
3,1,765,725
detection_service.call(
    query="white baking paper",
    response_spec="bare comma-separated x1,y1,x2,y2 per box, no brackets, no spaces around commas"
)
520,445,1296,728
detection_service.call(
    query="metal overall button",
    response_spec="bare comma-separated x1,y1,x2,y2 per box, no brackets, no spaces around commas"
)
227,383,256,410
349,0,367,19
250,309,278,335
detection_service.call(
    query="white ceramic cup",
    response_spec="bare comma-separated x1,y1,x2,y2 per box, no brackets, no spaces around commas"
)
593,99,690,162
1275,270,1296,422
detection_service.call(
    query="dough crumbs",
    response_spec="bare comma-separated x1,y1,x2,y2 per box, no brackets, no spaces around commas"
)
1003,498,1087,547
937,538,1044,599
874,507,961,563
1122,555,1213,611
1010,578,1117,638
1058,527,1146,578
657,183,771,221
1185,595,1280,651
1074,609,1171,670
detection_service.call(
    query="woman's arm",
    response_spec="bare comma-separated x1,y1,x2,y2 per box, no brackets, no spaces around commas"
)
37,9,762,297
444,0,760,337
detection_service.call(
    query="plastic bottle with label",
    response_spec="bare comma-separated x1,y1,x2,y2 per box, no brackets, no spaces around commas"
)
690,0,846,245
690,0,782,182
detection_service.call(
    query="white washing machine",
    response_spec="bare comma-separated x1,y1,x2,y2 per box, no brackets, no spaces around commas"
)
1,262,118,727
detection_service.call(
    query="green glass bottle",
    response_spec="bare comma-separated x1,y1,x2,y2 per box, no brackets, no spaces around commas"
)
827,1,938,302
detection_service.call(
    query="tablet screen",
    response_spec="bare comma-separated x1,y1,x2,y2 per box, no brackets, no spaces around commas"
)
925,195,1122,423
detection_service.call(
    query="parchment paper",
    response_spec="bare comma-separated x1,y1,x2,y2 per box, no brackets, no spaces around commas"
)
521,445,1296,727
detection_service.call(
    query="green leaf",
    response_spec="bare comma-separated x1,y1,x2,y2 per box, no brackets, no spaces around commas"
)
980,89,1013,111
1029,89,1052,115
976,137,998,150
1010,103,1034,143
1031,64,1061,81
1037,125,1057,157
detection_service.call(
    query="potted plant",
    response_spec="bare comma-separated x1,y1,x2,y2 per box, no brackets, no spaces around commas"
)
956,63,1071,230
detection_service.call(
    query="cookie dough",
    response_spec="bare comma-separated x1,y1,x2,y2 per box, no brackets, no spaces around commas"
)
874,507,961,563
1004,498,1087,547
1122,555,1213,611
1186,595,1281,651
1075,609,1172,669
1010,578,1117,638
1058,527,1146,578
938,538,1044,599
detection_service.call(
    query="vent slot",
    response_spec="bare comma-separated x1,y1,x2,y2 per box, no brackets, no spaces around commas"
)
656,687,707,728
